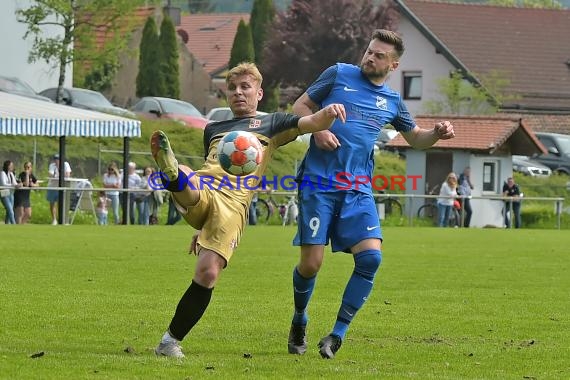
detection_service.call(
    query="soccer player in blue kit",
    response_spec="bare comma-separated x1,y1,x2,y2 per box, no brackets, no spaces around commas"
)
288,29,456,358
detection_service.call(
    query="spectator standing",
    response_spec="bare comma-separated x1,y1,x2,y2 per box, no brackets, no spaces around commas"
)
503,177,522,228
47,154,71,225
127,162,142,225
1,160,18,224
166,193,181,225
150,188,165,225
458,167,474,227
103,162,121,224
14,161,38,224
248,192,258,225
437,172,458,227
95,190,111,225
138,166,154,225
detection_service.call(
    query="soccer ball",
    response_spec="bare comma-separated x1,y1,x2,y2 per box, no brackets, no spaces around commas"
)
217,130,263,175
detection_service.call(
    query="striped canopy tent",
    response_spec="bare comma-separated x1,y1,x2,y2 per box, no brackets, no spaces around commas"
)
0,91,142,225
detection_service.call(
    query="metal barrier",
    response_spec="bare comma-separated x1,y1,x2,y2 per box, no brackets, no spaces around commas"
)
269,191,566,229
1,184,157,225
2,186,565,228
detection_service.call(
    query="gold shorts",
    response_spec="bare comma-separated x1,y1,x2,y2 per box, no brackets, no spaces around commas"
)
174,187,247,264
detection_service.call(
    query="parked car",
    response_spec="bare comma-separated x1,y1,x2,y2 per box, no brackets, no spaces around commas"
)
132,97,209,129
40,87,135,118
205,107,234,122
532,132,570,175
205,106,268,121
512,155,552,177
0,75,53,102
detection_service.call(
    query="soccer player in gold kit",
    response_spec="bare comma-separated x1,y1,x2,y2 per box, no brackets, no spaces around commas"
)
151,62,346,357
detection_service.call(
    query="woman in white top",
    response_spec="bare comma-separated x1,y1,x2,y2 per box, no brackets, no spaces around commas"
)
103,162,121,224
1,160,19,224
437,172,458,227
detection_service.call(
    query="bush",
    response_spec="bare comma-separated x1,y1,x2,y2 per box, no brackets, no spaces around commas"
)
520,202,570,229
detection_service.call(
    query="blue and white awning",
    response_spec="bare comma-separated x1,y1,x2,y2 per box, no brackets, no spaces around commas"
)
0,92,141,137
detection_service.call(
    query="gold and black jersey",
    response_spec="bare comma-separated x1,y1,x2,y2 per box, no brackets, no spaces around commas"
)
194,112,301,206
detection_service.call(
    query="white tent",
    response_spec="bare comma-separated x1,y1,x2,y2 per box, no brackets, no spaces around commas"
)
0,91,142,224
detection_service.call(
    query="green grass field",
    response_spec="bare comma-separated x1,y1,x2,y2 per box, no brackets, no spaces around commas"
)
1,226,569,379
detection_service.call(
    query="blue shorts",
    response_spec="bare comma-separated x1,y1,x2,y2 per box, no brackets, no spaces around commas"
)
293,189,382,253
46,189,58,203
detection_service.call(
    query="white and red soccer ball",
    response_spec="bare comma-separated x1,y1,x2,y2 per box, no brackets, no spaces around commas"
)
217,130,263,175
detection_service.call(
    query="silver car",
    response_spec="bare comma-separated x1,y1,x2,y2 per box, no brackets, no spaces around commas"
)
512,155,552,176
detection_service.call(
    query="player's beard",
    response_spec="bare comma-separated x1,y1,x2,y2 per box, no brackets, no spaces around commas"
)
360,63,390,82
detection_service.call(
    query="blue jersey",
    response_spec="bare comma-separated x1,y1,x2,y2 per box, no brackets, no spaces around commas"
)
296,63,415,194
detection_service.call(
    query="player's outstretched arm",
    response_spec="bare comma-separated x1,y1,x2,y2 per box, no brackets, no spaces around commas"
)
293,93,341,151
401,121,455,149
298,103,346,134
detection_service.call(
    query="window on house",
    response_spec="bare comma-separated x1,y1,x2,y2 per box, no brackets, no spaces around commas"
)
482,161,498,192
403,72,422,100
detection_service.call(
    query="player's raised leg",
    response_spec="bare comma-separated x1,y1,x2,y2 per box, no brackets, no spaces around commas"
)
150,130,200,207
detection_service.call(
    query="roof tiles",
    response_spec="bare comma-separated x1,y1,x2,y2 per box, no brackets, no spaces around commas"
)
177,13,250,75
388,115,546,154
397,0,570,110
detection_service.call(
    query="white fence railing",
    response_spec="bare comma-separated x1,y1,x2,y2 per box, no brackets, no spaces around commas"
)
1,186,566,228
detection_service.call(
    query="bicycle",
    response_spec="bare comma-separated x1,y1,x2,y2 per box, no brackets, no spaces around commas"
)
255,190,298,225
375,190,403,218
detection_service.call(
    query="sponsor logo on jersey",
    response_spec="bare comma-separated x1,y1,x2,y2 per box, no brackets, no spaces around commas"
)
376,96,388,110
249,119,262,129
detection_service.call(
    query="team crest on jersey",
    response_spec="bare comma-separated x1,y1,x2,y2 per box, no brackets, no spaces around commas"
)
249,119,262,129
376,96,388,110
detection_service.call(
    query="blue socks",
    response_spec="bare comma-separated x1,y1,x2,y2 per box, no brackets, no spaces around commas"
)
291,267,316,326
332,249,382,340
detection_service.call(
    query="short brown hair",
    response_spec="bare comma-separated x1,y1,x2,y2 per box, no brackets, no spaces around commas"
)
226,62,263,86
371,29,404,58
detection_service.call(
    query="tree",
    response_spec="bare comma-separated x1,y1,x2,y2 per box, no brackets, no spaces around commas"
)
259,85,280,112
250,0,275,65
486,0,563,8
261,0,399,90
423,70,517,115
250,0,278,111
136,17,165,98
16,0,149,104
228,19,255,69
83,61,119,92
159,16,180,99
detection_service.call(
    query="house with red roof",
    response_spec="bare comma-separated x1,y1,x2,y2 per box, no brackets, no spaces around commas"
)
73,6,218,114
388,115,547,227
389,0,570,115
176,13,250,97
379,1,569,226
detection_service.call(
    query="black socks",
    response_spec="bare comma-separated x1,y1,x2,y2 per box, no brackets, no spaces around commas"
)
161,169,188,192
168,280,213,341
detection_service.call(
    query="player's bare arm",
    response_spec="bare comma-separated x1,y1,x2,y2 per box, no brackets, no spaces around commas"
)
293,93,320,116
401,121,455,149
293,93,341,150
298,103,346,134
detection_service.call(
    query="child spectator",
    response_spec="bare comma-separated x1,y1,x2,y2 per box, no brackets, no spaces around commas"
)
95,190,111,225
